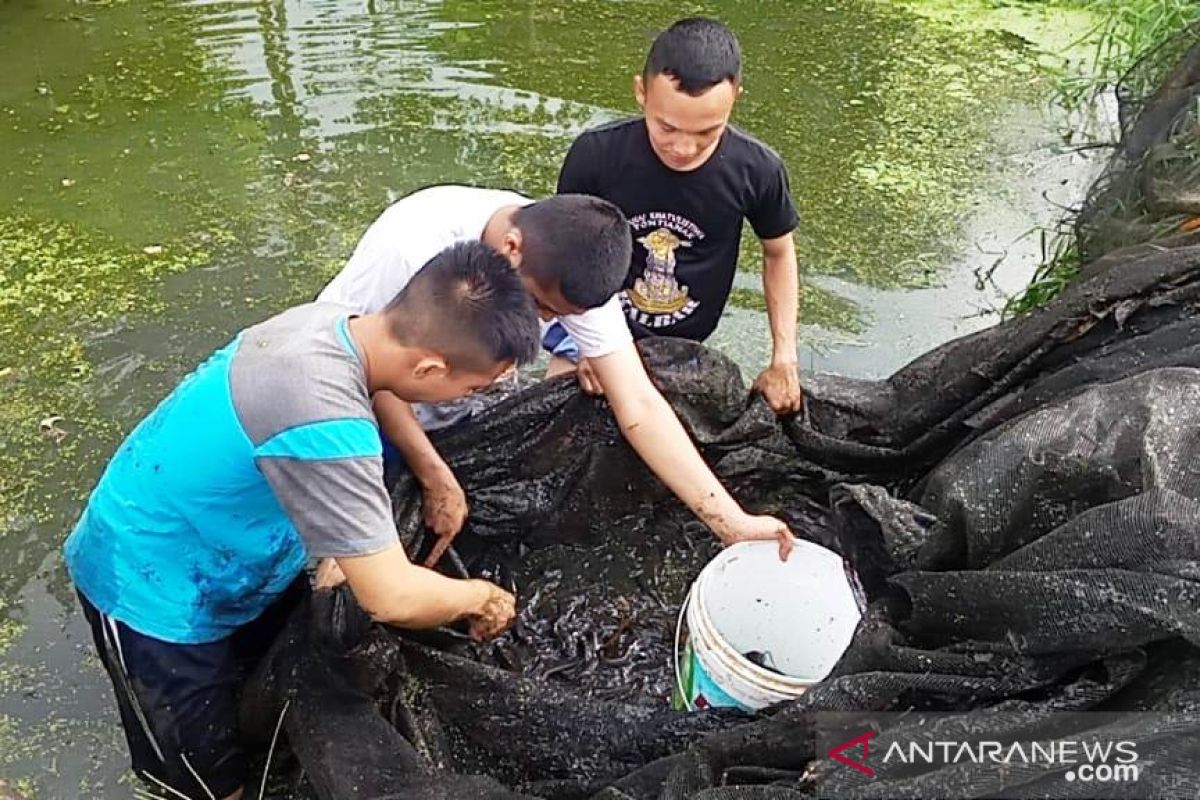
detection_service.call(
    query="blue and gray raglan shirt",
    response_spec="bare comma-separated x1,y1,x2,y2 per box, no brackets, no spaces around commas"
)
64,303,397,644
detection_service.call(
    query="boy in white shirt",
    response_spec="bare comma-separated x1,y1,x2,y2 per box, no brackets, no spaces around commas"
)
320,185,794,563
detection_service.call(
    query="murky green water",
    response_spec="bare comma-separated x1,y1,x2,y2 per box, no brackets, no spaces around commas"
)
0,0,1097,795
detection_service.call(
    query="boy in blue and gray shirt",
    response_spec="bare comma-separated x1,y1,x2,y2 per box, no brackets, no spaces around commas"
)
64,241,538,800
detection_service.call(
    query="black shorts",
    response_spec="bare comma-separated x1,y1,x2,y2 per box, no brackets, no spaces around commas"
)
78,581,305,799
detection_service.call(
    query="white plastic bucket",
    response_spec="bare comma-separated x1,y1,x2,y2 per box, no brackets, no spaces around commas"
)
674,540,864,711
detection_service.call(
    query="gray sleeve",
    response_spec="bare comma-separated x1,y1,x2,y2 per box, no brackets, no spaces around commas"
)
257,456,399,558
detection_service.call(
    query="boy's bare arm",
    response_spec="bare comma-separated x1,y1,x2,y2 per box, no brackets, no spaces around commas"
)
372,391,468,565
589,344,793,559
753,233,803,415
336,543,515,641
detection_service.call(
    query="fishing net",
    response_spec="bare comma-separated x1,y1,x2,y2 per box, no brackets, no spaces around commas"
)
241,239,1200,798
239,38,1200,800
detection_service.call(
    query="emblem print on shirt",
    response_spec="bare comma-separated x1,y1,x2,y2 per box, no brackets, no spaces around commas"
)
624,213,704,328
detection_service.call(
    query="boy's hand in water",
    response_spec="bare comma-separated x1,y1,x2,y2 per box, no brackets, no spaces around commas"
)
466,580,517,641
719,513,795,561
421,473,469,567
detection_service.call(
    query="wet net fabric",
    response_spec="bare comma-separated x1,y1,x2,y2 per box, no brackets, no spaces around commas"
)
242,39,1200,800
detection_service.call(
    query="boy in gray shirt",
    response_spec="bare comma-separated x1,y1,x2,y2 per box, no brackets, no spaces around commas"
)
64,242,538,800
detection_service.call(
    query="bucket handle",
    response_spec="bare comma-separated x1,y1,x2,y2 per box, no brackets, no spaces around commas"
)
673,584,694,712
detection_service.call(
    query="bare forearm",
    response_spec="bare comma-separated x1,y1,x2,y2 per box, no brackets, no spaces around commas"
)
343,556,487,629
588,346,778,543
377,569,488,629
763,242,800,364
617,392,743,540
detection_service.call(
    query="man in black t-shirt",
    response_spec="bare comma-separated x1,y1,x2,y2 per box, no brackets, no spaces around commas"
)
548,17,803,414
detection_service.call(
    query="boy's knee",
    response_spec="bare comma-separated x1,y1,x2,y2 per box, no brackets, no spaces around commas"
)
545,354,579,379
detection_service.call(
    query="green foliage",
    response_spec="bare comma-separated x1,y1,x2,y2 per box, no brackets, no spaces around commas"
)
1008,0,1198,314
1050,0,1200,108
1004,226,1082,316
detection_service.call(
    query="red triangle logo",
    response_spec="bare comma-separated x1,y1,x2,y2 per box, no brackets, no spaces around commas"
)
828,731,876,777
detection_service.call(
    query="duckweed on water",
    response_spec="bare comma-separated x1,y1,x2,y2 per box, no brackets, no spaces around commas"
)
0,603,21,659
728,286,868,335
0,217,206,545
0,0,1095,603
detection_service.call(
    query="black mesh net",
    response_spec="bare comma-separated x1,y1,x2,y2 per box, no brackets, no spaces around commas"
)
240,39,1200,800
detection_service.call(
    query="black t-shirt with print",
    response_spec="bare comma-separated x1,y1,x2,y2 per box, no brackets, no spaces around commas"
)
557,117,798,342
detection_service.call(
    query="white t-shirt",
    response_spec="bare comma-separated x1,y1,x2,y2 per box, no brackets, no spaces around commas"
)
319,185,632,359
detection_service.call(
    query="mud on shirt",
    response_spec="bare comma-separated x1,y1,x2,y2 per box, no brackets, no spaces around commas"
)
557,118,799,341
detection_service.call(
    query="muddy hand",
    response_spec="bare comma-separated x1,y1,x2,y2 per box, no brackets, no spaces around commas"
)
752,361,803,416
467,580,517,642
421,473,468,568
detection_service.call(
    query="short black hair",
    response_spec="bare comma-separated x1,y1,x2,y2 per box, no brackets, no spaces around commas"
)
385,241,539,372
644,17,741,96
512,194,631,310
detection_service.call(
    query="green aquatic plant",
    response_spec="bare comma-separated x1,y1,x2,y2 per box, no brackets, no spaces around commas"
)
1048,0,1200,108
0,217,202,542
1006,1,1199,313
1003,225,1082,316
